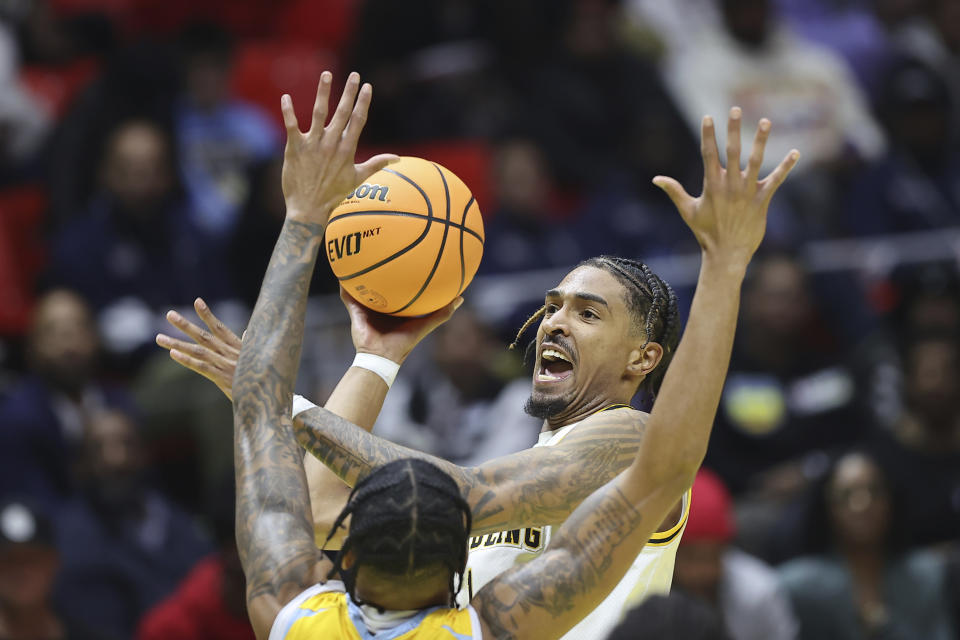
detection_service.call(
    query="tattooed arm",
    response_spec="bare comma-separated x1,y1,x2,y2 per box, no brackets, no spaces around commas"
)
295,405,648,535
232,72,399,639
471,111,800,638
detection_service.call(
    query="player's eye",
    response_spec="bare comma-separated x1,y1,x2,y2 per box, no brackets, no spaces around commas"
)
582,309,598,320
544,303,559,315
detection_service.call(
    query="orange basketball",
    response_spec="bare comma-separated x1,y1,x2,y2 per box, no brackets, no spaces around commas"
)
326,156,484,316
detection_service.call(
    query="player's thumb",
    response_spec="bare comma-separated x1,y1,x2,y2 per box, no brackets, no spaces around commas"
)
357,154,400,182
424,296,463,329
652,176,690,212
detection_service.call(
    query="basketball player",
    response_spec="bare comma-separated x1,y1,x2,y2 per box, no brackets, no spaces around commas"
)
231,71,798,638
162,69,797,638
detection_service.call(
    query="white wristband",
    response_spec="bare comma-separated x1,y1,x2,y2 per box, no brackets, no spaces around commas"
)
291,394,318,418
352,352,400,388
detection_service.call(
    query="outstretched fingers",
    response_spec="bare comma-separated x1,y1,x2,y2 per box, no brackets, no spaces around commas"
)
746,119,771,185
726,107,742,184
193,298,242,350
759,149,801,200
341,82,372,150
326,72,360,141
280,94,300,139
156,334,233,370
168,347,223,380
310,71,333,134
700,115,722,186
356,153,400,182
163,309,237,356
652,175,694,220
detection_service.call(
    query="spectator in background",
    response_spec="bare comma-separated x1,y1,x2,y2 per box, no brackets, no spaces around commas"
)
780,452,955,640
519,0,696,190
660,0,886,241
0,17,52,182
374,305,541,465
845,59,960,236
673,469,797,640
48,118,234,359
606,593,731,640
45,42,180,228
174,22,279,241
895,0,960,107
53,409,211,640
867,333,960,546
479,139,582,275
772,0,897,96
0,500,106,640
347,0,505,143
855,263,960,431
705,253,861,497
136,479,253,640
0,290,132,509
662,0,886,177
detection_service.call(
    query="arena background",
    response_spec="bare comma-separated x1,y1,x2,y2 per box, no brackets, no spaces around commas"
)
0,0,957,638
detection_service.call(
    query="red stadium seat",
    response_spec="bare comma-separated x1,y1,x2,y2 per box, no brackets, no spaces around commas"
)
0,187,47,335
20,58,100,118
230,40,340,130
273,0,358,55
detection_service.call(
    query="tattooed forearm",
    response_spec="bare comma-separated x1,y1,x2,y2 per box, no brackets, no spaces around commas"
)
468,422,644,535
294,406,647,536
295,406,469,489
473,480,648,639
233,217,326,603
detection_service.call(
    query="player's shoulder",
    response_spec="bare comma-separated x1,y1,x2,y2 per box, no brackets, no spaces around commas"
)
419,605,481,637
269,582,346,640
559,405,649,444
585,404,648,428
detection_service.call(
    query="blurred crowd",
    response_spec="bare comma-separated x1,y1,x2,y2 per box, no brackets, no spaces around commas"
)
0,0,958,638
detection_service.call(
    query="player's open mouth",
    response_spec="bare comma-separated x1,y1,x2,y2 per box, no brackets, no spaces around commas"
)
537,347,574,383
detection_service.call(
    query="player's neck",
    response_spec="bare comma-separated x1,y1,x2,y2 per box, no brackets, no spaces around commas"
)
542,394,625,431
355,578,449,611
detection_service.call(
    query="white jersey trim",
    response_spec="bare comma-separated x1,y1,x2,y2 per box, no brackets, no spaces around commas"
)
467,604,483,639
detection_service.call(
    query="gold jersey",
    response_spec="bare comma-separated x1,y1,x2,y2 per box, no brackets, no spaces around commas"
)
270,581,481,640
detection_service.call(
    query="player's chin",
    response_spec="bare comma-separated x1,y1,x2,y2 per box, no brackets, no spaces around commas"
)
523,388,572,420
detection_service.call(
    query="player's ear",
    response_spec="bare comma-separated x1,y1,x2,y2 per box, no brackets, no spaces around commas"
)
341,549,357,570
625,342,663,378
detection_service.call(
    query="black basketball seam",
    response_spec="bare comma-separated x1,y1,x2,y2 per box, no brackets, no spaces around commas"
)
387,164,453,314
458,196,475,294
329,210,483,244
334,168,433,281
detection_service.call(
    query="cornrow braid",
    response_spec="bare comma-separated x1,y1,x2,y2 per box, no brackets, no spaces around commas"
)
509,305,545,351
587,256,681,397
509,256,682,398
321,458,472,607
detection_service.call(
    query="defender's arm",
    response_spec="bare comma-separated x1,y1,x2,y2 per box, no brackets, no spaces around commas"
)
233,73,398,638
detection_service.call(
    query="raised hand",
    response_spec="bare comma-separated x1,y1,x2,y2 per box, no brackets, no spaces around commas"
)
156,298,241,400
653,107,800,266
281,71,398,224
340,287,462,365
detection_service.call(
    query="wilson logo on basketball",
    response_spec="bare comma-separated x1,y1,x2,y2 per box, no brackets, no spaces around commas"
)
345,183,389,201
328,227,382,261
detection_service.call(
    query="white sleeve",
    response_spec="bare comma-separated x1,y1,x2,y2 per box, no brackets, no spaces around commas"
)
467,605,484,639
269,581,345,640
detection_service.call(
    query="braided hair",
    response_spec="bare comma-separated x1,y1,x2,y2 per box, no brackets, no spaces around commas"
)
321,458,472,606
511,256,681,397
